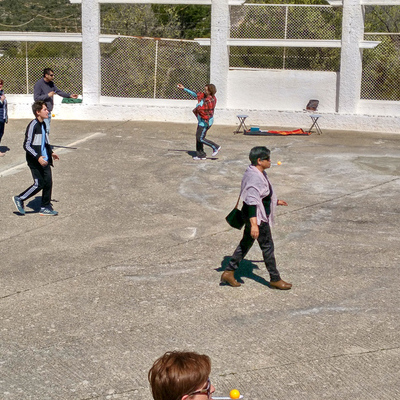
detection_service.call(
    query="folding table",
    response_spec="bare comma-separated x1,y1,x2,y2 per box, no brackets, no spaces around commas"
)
234,114,249,134
308,114,323,135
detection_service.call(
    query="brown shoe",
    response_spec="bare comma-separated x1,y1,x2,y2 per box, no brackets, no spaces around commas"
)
221,270,241,287
269,279,292,290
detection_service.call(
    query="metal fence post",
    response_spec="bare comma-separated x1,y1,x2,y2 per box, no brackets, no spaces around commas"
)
25,42,29,94
283,5,289,70
154,39,158,99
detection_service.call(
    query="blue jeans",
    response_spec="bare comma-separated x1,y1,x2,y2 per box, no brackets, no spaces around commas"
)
195,124,219,158
44,114,52,134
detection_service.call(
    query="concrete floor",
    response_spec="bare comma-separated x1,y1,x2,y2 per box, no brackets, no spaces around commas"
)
0,118,399,400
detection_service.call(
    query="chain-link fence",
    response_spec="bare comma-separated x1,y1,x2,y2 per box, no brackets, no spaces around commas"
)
230,4,342,71
362,34,400,101
0,42,82,95
1,5,400,102
231,4,341,40
101,37,210,98
361,5,400,100
0,38,209,99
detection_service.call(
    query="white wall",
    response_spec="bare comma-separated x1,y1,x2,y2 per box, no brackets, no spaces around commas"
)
227,68,338,112
7,93,400,134
358,100,400,117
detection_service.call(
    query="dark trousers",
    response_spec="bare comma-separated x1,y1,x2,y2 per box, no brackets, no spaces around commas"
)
0,121,4,143
196,124,219,158
227,221,281,282
19,164,53,208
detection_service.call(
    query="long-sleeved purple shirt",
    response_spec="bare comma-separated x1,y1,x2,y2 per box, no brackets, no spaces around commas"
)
33,78,71,112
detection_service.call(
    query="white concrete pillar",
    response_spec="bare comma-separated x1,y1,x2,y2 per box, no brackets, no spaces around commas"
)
81,0,101,104
338,0,364,114
210,0,230,108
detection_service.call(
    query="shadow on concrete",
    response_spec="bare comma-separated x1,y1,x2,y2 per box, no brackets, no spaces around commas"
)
0,145,10,153
26,197,43,213
168,148,219,160
217,256,270,287
167,148,196,157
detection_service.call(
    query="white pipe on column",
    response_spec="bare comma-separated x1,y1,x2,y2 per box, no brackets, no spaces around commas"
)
81,0,101,104
338,0,364,113
210,0,230,108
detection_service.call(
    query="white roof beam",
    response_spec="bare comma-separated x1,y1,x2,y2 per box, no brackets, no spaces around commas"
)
0,32,118,43
328,0,400,5
70,0,245,5
195,38,381,49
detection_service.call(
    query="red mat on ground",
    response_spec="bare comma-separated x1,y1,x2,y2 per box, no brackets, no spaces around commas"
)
245,128,311,136
268,129,311,135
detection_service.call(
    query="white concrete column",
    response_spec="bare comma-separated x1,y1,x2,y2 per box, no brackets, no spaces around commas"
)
338,0,364,114
210,0,230,108
81,0,101,104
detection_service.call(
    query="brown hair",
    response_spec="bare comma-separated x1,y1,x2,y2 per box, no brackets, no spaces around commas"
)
32,101,46,117
148,351,211,400
206,84,217,97
0,79,4,85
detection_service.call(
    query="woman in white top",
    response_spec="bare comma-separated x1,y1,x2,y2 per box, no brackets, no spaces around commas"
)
221,146,292,290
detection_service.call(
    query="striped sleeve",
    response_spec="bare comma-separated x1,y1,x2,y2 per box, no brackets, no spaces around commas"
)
23,120,39,159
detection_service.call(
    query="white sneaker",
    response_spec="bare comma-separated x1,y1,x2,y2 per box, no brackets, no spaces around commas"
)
212,146,221,157
193,156,206,160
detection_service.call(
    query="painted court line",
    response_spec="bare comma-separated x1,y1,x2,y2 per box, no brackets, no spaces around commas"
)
0,132,103,178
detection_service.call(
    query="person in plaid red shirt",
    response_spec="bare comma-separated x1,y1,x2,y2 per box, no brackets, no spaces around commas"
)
178,83,221,160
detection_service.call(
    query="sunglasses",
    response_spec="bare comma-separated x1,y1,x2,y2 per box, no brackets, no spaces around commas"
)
187,378,212,398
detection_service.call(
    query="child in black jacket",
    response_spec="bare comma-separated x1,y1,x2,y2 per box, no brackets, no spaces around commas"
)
12,101,60,216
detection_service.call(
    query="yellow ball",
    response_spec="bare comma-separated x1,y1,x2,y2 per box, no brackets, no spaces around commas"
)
230,389,240,399
277,161,282,165
52,114,55,117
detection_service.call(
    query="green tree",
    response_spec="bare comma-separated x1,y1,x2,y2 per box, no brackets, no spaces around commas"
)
101,4,211,40
101,4,161,37
0,0,80,33
152,5,211,39
361,6,400,100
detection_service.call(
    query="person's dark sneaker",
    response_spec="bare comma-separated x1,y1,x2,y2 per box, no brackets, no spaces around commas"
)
39,207,58,216
212,146,221,157
193,156,206,160
12,196,25,215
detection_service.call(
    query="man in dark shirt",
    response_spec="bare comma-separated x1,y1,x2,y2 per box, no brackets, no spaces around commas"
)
33,68,78,133
12,101,60,216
